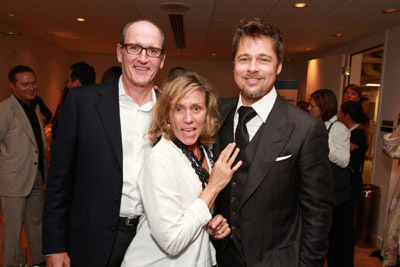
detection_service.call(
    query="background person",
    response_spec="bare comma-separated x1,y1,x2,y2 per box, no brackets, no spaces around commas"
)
0,65,46,267
382,124,400,266
122,72,241,267
308,89,352,267
51,61,96,140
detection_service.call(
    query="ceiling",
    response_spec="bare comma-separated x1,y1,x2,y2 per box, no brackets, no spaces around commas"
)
1,0,400,62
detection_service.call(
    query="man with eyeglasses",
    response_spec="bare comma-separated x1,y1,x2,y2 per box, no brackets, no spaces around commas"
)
42,20,166,267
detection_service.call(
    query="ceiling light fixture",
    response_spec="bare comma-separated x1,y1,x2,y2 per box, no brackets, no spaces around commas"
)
76,17,86,22
286,58,292,62
304,48,312,51
160,2,190,12
294,3,308,8
6,13,16,17
211,53,217,56
366,83,380,87
333,33,344,37
382,9,398,14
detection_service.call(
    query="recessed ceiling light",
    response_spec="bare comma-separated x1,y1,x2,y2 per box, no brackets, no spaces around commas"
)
294,3,308,8
333,33,344,37
211,53,217,56
76,17,86,22
382,9,398,14
160,2,190,12
304,48,312,51
6,13,16,17
285,58,292,62
71,44,77,48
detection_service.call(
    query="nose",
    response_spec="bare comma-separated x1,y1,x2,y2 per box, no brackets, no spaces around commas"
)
137,48,149,63
183,110,193,123
248,59,259,72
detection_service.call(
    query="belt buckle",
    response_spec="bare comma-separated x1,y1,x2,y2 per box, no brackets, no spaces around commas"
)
126,216,136,226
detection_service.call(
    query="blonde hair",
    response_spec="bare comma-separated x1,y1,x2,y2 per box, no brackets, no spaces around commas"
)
148,72,220,145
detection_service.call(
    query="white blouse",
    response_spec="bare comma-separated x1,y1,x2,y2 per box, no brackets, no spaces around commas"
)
324,115,350,168
121,137,216,267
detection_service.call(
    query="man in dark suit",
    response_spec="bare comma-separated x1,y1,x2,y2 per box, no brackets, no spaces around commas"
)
43,20,166,267
213,18,335,267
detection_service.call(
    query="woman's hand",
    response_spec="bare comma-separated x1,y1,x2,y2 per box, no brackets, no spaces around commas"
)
207,214,231,240
199,142,242,209
207,143,242,193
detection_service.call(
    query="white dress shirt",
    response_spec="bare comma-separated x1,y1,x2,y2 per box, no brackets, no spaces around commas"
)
325,115,350,168
119,78,156,217
121,137,215,267
234,87,277,141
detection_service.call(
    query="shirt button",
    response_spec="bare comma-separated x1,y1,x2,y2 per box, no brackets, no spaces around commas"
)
231,225,236,230
231,197,236,203
34,162,38,165
232,182,237,187
35,150,38,153
232,211,236,216
114,198,119,203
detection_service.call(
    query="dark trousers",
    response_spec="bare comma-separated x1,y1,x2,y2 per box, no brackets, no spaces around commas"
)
216,238,246,267
106,217,139,267
327,173,362,267
327,199,355,267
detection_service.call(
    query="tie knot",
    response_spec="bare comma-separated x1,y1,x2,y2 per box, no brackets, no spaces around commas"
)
238,106,257,124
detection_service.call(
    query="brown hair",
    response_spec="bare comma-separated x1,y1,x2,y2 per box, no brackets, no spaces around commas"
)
232,18,284,62
148,72,220,145
310,89,338,122
343,84,361,98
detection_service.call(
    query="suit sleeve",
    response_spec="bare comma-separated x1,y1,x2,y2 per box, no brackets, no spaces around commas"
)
42,90,78,254
297,118,335,267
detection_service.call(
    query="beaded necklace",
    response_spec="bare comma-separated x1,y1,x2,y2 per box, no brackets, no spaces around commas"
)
173,139,213,189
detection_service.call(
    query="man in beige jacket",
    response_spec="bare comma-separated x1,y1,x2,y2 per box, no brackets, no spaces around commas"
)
0,65,46,267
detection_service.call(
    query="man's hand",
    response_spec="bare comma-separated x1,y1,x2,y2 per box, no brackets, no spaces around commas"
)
207,214,231,240
46,252,71,267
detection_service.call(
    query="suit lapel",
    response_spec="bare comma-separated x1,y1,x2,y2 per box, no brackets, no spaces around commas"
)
215,98,237,157
10,95,37,147
239,96,295,208
95,83,123,168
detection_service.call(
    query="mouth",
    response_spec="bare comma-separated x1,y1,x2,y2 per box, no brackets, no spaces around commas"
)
134,66,149,71
182,128,197,136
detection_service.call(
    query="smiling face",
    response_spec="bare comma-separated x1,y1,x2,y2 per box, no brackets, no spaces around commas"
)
169,90,207,151
117,21,165,91
234,36,282,106
10,72,38,103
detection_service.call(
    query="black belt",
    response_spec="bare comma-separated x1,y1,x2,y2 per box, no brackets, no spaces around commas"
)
118,216,140,227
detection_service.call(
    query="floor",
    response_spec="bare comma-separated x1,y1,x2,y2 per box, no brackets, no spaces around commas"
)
0,213,385,267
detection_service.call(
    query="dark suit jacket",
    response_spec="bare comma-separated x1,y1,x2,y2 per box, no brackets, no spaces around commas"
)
213,95,335,267
43,82,123,266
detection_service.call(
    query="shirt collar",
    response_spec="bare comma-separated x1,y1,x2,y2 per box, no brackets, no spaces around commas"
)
236,87,277,123
118,76,156,109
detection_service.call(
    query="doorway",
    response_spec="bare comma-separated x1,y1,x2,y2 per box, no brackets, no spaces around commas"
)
348,45,383,184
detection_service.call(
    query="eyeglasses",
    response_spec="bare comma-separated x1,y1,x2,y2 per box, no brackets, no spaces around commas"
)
120,43,163,58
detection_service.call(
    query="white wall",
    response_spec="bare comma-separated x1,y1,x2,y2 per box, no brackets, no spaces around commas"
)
0,22,71,112
305,54,346,101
